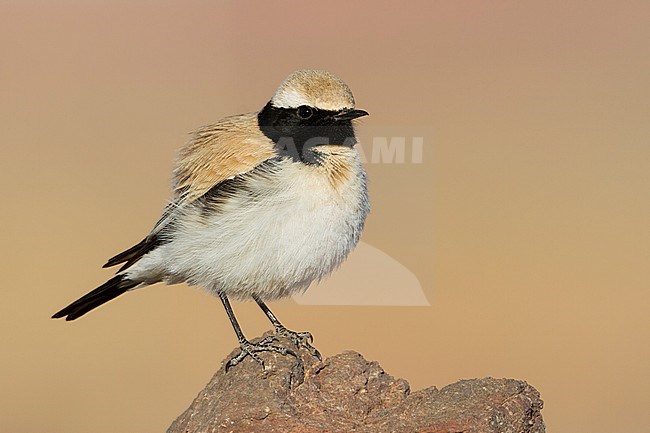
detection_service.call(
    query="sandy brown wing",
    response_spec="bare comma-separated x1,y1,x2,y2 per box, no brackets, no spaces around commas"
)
172,112,276,202
103,113,276,272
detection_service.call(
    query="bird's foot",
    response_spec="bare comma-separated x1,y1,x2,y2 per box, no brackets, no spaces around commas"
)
225,336,297,372
274,326,322,361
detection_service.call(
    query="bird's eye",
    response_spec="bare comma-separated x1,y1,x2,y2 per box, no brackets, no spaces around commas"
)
297,105,314,119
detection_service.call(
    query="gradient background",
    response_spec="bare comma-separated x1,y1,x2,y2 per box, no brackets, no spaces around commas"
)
2,1,649,432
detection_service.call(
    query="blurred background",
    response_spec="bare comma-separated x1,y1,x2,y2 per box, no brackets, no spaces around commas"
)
1,1,648,432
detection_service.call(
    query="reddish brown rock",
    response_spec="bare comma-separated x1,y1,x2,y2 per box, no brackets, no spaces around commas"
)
168,334,545,433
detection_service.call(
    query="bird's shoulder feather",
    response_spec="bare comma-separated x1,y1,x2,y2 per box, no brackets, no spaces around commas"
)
172,112,276,202
104,112,277,272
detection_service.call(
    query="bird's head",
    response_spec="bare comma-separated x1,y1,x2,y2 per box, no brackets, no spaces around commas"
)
258,70,368,162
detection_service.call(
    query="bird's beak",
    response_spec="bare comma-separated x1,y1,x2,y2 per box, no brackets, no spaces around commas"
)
334,109,369,121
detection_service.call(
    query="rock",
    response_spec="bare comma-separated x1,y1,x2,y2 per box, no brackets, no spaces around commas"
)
167,333,545,433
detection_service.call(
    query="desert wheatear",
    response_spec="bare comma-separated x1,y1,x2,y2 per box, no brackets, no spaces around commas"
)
53,70,370,369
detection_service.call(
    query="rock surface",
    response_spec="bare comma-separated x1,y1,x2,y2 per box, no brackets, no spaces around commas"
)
168,334,545,433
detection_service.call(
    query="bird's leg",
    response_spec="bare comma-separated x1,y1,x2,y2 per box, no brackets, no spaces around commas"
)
253,295,322,361
219,293,296,371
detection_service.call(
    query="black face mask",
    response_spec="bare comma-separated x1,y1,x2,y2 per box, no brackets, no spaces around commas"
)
258,102,360,163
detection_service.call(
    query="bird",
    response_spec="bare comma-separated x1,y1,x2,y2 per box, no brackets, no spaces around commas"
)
52,69,370,370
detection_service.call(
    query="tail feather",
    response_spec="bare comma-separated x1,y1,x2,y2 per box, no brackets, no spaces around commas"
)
52,275,137,321
103,237,147,268
103,236,163,272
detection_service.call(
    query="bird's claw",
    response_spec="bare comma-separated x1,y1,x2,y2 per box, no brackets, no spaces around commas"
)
275,326,322,361
225,339,297,372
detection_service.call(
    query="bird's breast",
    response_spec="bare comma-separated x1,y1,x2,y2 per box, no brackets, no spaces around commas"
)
151,148,369,299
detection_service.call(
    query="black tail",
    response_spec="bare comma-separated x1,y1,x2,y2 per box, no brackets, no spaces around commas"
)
103,237,149,269
52,275,138,321
103,236,162,272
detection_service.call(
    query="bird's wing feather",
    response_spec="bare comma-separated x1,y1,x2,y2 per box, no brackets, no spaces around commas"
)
173,112,276,202
103,112,276,272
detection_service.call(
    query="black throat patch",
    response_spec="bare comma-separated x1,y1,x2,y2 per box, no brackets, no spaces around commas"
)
257,102,357,163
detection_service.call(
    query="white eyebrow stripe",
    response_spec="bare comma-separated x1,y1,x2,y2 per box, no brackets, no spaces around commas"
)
271,88,311,109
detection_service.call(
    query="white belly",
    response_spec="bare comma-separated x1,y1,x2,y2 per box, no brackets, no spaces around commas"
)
127,153,369,300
